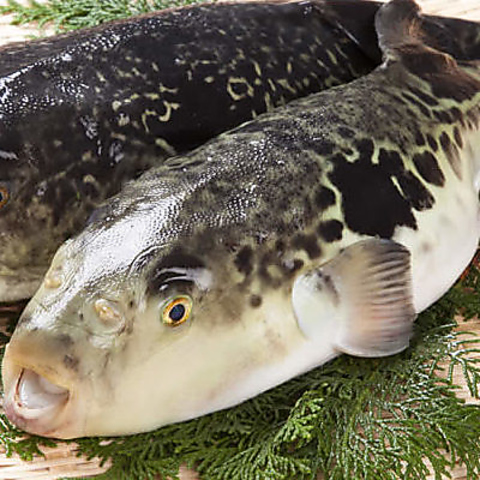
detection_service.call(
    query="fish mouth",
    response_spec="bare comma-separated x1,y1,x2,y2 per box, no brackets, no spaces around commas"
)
15,369,70,414
4,368,70,435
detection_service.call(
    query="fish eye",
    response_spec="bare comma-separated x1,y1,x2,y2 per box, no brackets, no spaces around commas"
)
0,184,10,208
162,295,192,327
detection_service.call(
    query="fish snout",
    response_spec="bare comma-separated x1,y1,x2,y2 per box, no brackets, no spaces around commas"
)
2,338,85,438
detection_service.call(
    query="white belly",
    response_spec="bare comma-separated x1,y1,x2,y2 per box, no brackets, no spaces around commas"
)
394,165,480,314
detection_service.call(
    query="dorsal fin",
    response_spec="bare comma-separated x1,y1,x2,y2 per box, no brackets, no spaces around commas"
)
316,0,480,64
375,0,480,103
375,0,422,60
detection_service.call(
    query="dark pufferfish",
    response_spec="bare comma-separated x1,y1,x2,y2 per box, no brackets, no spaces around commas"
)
1,0,480,301
3,0,480,439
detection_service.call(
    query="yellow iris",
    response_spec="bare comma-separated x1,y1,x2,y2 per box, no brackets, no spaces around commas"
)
0,185,9,208
162,296,192,326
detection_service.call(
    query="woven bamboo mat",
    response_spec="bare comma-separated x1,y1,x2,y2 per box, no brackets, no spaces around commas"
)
0,0,479,479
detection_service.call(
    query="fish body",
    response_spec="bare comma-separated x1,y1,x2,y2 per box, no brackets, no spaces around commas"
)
3,0,480,438
0,0,379,302
2,1,480,302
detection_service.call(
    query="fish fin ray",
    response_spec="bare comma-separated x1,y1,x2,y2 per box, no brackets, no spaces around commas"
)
332,239,416,357
292,239,416,358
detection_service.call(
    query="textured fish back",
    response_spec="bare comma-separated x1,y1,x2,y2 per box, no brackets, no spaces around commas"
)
0,0,377,298
102,30,480,297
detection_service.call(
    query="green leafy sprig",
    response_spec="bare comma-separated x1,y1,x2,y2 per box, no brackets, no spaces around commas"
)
0,0,207,32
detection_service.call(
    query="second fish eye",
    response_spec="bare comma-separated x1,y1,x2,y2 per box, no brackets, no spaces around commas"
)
0,184,10,209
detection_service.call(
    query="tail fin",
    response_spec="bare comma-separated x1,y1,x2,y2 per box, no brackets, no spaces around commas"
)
375,0,422,60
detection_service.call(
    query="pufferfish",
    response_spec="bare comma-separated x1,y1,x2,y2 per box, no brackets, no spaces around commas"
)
0,0,380,302
2,0,480,303
2,0,480,439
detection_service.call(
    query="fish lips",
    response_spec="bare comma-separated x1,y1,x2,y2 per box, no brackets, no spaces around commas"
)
2,351,83,438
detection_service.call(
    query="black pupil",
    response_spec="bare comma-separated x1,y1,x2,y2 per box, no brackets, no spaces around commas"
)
169,304,186,322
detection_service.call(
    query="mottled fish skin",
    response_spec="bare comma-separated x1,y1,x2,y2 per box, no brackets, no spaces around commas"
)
0,0,380,302
319,0,480,63
2,1,480,302
2,0,480,438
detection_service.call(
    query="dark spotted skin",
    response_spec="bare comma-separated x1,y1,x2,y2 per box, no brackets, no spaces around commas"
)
61,39,479,323
317,219,343,242
5,0,480,439
2,1,480,302
319,0,480,64
0,0,382,300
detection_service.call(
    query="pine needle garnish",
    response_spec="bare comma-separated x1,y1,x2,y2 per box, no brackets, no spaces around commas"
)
0,0,209,32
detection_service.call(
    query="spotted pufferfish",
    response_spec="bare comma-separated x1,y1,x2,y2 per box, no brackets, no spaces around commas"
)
2,0,480,439
1,0,480,302
0,0,379,302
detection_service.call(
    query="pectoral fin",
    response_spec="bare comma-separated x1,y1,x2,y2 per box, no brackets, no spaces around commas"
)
292,238,416,358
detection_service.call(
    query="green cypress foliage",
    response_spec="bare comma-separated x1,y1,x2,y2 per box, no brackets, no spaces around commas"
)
0,0,206,31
